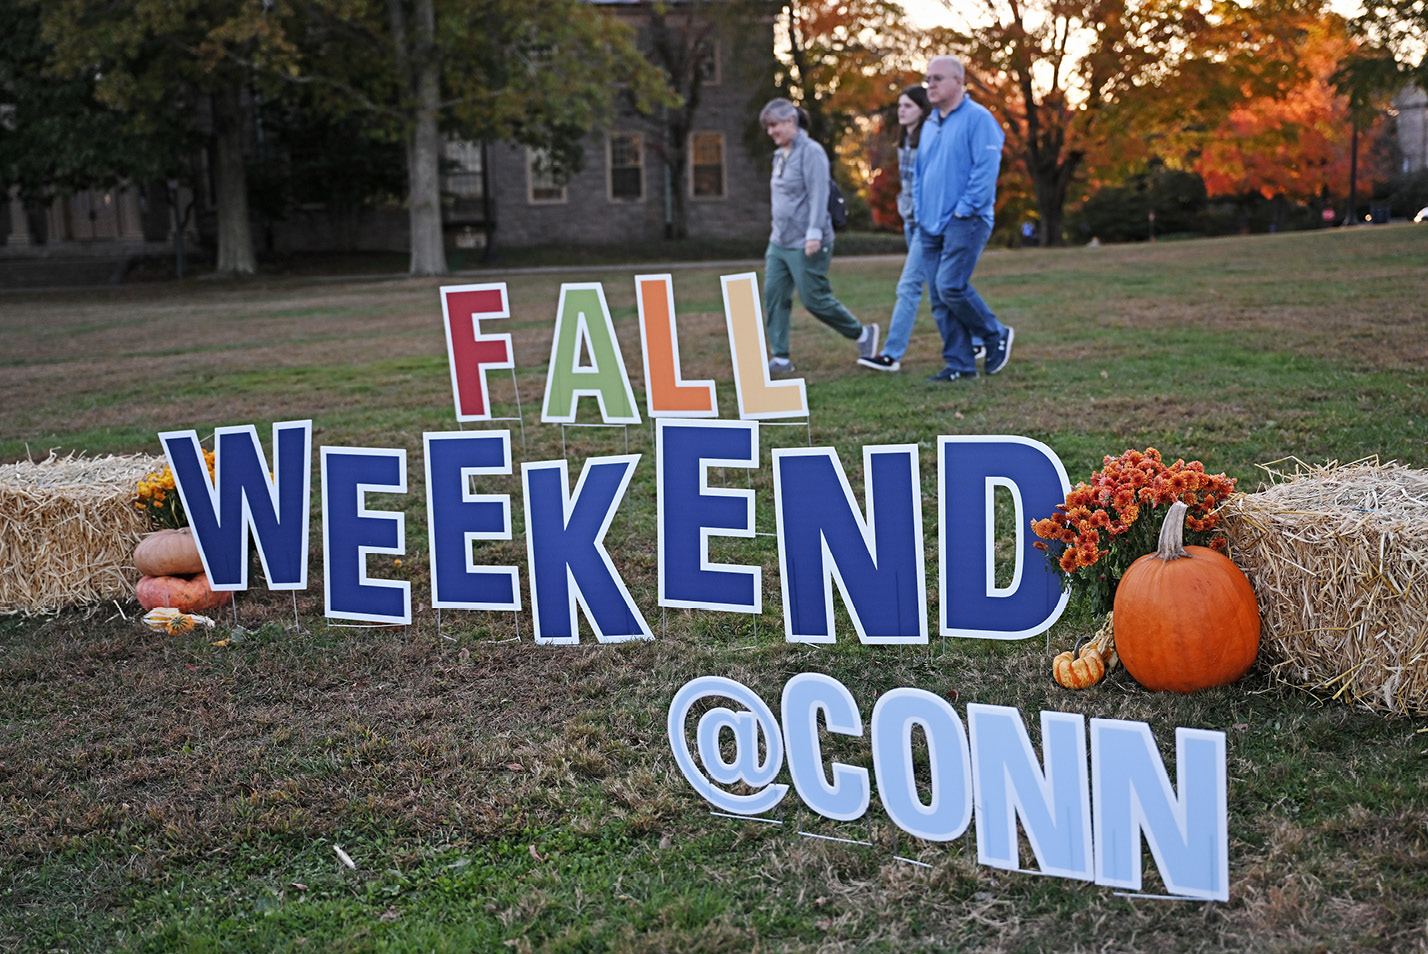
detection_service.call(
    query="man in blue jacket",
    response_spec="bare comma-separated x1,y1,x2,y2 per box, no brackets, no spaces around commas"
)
917,55,1013,383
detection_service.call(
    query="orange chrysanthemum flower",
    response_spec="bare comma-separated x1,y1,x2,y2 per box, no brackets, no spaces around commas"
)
1030,448,1236,613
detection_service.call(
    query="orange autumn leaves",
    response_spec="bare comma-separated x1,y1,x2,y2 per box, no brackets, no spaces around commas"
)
1193,17,1387,205
1032,449,1236,612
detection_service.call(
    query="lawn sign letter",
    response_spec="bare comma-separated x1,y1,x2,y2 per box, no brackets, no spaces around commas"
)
159,422,1068,641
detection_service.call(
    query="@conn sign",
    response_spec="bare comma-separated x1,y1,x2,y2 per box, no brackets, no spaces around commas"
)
669,674,1231,902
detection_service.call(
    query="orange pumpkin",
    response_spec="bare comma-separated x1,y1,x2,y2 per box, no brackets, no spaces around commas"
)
1112,501,1260,692
135,572,231,614
133,528,205,578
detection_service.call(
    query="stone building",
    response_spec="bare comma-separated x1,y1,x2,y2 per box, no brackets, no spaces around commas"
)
448,0,776,252
1394,86,1427,174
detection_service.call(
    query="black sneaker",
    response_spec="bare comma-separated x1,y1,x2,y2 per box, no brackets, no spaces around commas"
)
857,354,900,372
983,326,1014,375
926,366,974,382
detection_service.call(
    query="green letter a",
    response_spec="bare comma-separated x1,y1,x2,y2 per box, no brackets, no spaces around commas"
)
541,283,641,425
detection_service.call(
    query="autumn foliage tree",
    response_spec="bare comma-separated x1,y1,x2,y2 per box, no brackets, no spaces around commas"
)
948,0,1202,245
1194,13,1390,212
774,0,937,160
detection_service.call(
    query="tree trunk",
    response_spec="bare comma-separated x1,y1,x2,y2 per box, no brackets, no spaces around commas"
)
665,119,690,239
1030,154,1078,247
404,0,446,276
1033,171,1066,246
212,84,256,275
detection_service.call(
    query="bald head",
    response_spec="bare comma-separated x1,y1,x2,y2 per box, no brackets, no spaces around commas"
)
926,56,967,114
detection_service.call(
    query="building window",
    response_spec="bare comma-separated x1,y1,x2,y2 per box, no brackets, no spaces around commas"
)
608,133,644,201
695,37,720,85
442,137,482,197
443,139,484,198
527,148,567,204
689,132,726,199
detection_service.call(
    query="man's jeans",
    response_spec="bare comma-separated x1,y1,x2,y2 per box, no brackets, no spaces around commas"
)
920,217,1000,373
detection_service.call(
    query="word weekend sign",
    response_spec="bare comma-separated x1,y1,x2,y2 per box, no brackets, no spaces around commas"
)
159,422,1070,641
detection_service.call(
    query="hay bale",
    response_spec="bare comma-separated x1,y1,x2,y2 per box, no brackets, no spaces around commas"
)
1220,459,1428,716
0,453,163,616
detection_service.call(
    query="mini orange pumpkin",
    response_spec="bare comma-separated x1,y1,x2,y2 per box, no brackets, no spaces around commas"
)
133,528,205,578
135,572,231,614
1051,614,1118,689
1112,501,1260,692
1053,646,1106,689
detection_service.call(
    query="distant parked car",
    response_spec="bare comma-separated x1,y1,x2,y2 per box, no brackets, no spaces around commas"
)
1415,207,1428,223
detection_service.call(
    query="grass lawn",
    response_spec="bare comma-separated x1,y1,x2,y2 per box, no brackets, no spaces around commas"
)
2,225,1428,952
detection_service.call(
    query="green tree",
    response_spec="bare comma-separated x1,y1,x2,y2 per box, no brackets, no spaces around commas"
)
247,95,407,252
2,3,207,272
35,0,264,275
0,5,132,199
253,0,673,275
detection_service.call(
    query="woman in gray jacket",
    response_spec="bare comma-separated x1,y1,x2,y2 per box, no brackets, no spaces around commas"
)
758,98,877,374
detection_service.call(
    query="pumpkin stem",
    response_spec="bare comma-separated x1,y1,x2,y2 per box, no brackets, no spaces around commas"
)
1155,501,1191,562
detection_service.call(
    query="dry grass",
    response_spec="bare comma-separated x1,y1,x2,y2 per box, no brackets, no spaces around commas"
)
0,453,159,614
1223,459,1428,715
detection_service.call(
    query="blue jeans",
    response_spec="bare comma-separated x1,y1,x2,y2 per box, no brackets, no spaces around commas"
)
921,218,1000,373
887,221,1000,362
882,222,925,361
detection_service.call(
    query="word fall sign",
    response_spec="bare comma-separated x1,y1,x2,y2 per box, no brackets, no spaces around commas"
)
669,673,1231,901
442,274,817,424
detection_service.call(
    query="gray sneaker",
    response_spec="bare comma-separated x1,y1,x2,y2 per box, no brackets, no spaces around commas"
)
856,323,879,359
769,356,795,374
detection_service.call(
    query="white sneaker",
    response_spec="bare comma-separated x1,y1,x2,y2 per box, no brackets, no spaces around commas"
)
856,323,879,359
769,357,795,374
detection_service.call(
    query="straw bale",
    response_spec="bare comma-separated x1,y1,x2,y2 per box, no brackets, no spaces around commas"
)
0,453,163,616
1220,458,1428,716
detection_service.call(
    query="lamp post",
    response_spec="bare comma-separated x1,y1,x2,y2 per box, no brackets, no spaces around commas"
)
1346,118,1359,226
1147,157,1162,243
